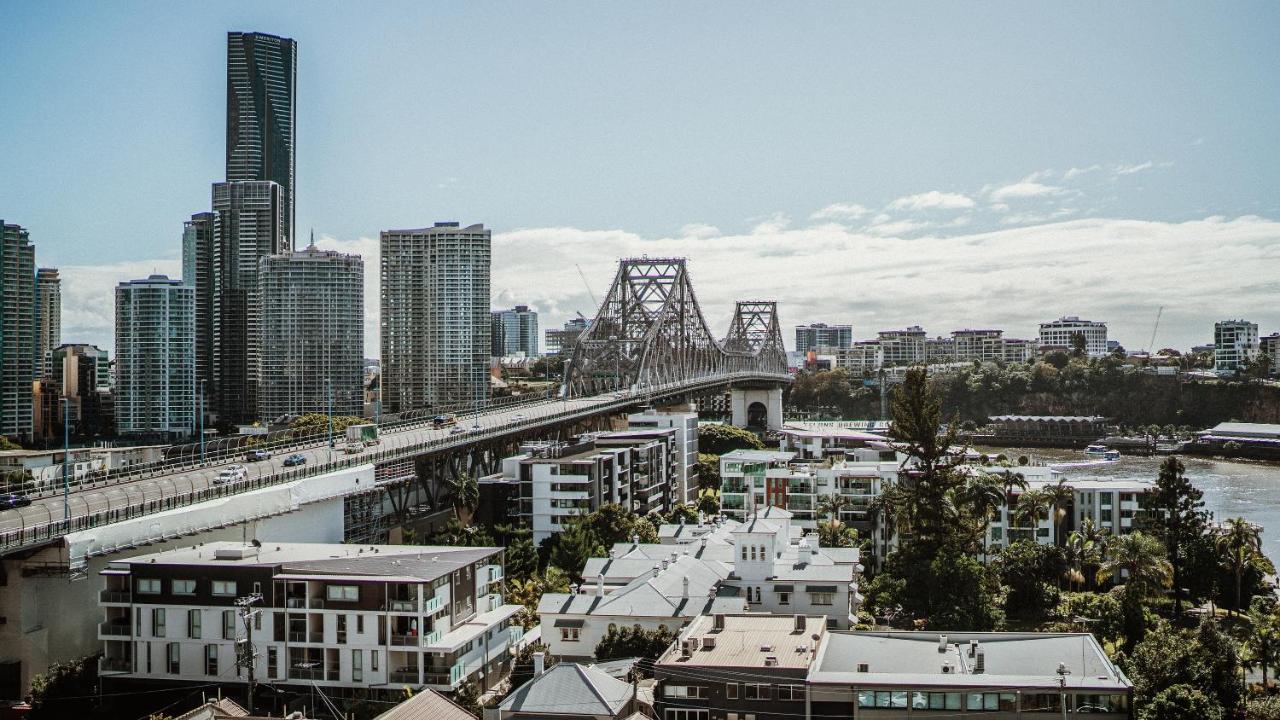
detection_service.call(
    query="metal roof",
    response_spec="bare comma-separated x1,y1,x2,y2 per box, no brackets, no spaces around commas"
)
498,663,633,716
373,689,475,720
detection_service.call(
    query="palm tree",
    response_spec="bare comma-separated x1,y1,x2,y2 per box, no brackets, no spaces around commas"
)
1096,532,1173,600
1013,489,1051,542
1067,518,1109,591
443,474,480,525
1245,601,1280,688
1041,479,1076,545
1216,517,1263,615
958,474,1006,555
816,493,852,527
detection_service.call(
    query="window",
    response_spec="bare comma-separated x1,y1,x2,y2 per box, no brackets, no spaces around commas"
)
777,591,790,605
212,580,236,596
356,615,364,634
337,615,347,644
371,650,379,672
777,685,804,701
145,641,152,673
188,610,201,639
726,683,738,699
810,592,834,606
560,627,580,642
152,608,166,637
172,579,196,595
222,610,236,640
326,585,359,602
352,649,363,683
254,611,262,631
664,711,708,720
167,642,180,674
744,684,771,700
205,644,218,675
858,691,907,709
741,546,748,561
664,686,707,699
138,578,161,594
135,607,143,637
267,647,278,679
1022,693,1062,712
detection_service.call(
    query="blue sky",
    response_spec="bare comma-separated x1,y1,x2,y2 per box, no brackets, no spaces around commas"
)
2,1,1278,353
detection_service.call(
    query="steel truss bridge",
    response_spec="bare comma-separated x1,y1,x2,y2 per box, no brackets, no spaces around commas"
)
0,258,789,557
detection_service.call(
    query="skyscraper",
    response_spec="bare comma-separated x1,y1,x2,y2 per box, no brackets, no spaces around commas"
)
795,323,852,352
257,245,364,421
0,221,35,441
381,222,491,413
114,275,195,440
34,267,60,377
226,31,297,246
491,305,539,357
182,212,215,396
211,181,285,424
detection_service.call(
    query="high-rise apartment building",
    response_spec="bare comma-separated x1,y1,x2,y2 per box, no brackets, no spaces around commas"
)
115,275,195,440
182,212,216,396
491,305,539,357
1038,316,1108,357
877,326,926,366
226,32,297,246
1214,320,1260,375
380,223,491,413
1,222,35,441
210,181,285,424
35,343,111,441
546,317,589,356
34,267,61,377
795,323,852,352
257,245,364,422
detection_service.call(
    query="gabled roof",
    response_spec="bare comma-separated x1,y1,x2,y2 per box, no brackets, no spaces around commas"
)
374,689,475,720
499,663,632,716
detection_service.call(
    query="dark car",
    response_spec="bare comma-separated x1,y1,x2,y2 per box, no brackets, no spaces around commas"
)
0,493,33,510
283,454,307,467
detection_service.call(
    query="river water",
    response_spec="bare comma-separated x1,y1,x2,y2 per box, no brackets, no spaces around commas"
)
984,447,1280,561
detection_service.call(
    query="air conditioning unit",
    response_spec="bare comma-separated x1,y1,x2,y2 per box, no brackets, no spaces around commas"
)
764,655,779,667
702,637,716,650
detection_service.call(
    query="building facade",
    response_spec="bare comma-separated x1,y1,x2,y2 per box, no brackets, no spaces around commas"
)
877,327,926,366
1214,319,1260,374
226,32,297,246
183,212,216,399
115,275,196,440
1,222,35,441
1262,333,1280,376
98,543,525,698
211,181,286,424
37,344,111,440
491,305,539,357
257,246,364,422
545,317,589,356
795,324,853,353
628,409,700,504
34,267,61,377
1038,316,1108,357
380,223,491,413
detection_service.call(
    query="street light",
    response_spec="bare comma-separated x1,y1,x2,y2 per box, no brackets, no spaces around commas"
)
61,398,69,521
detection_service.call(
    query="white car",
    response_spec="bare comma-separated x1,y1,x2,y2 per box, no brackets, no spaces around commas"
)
213,465,248,485
512,413,526,422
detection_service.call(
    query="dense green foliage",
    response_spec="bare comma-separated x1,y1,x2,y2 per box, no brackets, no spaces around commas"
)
594,625,677,662
30,655,98,718
697,424,764,454
1124,619,1242,714
695,453,721,490
1142,457,1209,612
996,540,1066,621
1141,684,1223,720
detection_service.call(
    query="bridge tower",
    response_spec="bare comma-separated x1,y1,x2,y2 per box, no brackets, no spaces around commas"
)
721,301,787,430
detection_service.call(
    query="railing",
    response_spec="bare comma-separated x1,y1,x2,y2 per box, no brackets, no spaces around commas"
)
288,667,325,681
423,596,444,614
285,598,306,609
100,590,131,603
100,658,132,673
387,599,416,612
98,622,131,637
0,370,792,554
390,634,420,647
389,670,420,684
424,629,442,646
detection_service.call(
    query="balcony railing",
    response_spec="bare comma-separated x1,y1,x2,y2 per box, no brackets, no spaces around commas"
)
387,599,416,612
391,634,421,647
288,667,324,681
308,631,324,643
100,658,132,673
288,631,306,643
100,590,131,604
285,597,306,609
424,629,442,646
99,622,132,637
389,670,419,684
424,595,444,614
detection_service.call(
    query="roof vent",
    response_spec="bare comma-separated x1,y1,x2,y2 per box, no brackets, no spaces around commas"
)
760,644,773,652
942,663,954,674
713,614,725,631
764,655,778,667
938,635,948,653
701,637,716,650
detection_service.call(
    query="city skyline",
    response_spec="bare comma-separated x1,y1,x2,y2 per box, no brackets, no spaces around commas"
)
2,3,1278,353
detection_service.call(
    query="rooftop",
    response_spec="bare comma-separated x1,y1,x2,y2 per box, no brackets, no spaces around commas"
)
373,689,475,720
658,613,826,669
499,663,632,717
721,449,798,463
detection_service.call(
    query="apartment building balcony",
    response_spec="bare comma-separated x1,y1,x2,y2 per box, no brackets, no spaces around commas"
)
99,657,132,674
424,662,466,688
287,631,325,644
424,594,445,615
481,564,503,585
387,599,417,612
100,590,132,604
287,666,326,681
98,621,132,638
389,669,420,684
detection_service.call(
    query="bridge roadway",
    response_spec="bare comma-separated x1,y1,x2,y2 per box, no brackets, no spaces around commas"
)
0,371,789,554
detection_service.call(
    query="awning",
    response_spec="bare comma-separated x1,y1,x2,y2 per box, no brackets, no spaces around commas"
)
99,568,130,576
773,585,794,592
805,585,837,593
554,618,585,629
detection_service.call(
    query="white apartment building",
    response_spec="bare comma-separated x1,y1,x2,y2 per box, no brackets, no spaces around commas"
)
98,543,525,698
1038,316,1108,357
628,409,700,503
114,274,196,440
877,327,926,366
1215,319,1260,374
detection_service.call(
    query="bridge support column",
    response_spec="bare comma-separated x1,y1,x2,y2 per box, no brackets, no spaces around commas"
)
729,387,783,431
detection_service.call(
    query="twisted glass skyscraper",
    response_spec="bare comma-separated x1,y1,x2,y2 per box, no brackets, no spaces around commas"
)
226,31,296,247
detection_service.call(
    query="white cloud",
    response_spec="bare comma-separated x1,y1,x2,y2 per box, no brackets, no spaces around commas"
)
810,203,870,221
989,181,1065,202
865,218,932,236
679,223,721,239
887,191,975,212
1114,161,1154,176
1063,165,1101,180
999,208,1078,225
58,215,1280,357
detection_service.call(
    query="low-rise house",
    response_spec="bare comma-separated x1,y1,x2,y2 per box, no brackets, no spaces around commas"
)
491,658,639,720
375,688,475,720
98,542,525,699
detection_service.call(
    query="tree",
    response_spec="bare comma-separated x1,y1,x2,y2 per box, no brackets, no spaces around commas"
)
29,655,99,719
1143,456,1209,613
1041,479,1075,545
816,520,860,548
1065,519,1109,591
548,520,604,581
663,504,699,526
1012,488,1051,536
442,474,480,525
884,367,964,551
1096,532,1173,601
695,453,721,490
422,517,495,547
696,492,720,517
577,504,656,547
1244,597,1280,688
0,436,20,451
697,424,763,455
997,540,1066,620
594,624,677,662
505,537,538,581
452,681,484,717
1070,332,1088,358
1141,684,1223,720
1125,618,1241,712
816,493,852,526
867,543,1003,630
1245,696,1280,720
1216,517,1264,616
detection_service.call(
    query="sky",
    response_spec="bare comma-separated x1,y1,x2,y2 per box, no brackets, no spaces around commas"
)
2,1,1278,356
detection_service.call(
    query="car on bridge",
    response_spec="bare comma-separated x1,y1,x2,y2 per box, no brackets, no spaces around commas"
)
246,449,272,462
283,453,307,467
470,424,482,433
213,466,249,485
0,493,32,509
449,426,466,435
512,413,526,422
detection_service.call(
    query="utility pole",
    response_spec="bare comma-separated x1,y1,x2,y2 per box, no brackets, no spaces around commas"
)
236,591,263,714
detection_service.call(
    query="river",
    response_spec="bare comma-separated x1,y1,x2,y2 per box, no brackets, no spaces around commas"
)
982,447,1280,562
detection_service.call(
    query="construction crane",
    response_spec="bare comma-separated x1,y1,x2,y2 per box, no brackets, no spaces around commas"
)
1148,305,1164,353
576,264,598,308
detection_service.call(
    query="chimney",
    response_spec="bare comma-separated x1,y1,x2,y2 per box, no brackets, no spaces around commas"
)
653,564,661,578
937,635,948,653
793,615,805,633
974,647,985,674
597,573,605,596
533,651,546,676
661,559,669,570
713,614,725,631
682,577,690,598
609,548,617,559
